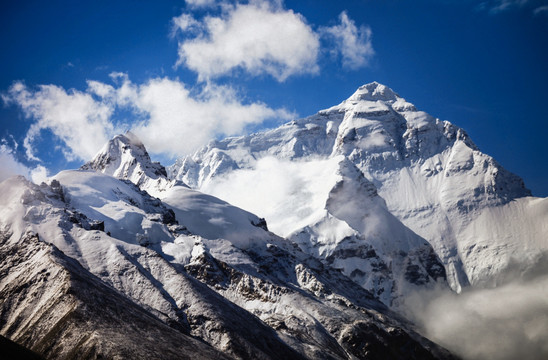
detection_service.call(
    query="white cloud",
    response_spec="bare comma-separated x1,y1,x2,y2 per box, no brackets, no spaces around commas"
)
321,11,374,70
127,78,294,156
0,144,32,182
174,1,320,81
201,157,341,237
3,82,115,162
171,13,202,36
29,164,49,183
0,142,48,184
3,75,293,162
86,80,115,99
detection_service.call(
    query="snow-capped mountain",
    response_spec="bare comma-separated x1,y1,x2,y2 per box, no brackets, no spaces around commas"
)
169,82,547,293
0,132,455,358
0,216,227,360
3,81,544,359
81,131,175,197
83,133,447,307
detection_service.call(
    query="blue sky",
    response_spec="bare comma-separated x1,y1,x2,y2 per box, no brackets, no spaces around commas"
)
1,0,547,196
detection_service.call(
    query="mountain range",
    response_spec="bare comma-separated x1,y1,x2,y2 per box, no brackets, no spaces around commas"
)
1,82,546,359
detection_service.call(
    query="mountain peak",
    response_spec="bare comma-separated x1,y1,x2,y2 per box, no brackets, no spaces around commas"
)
348,82,400,102
123,130,144,147
81,132,173,196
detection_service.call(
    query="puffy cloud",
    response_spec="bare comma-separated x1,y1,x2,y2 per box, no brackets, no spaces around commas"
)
128,78,294,156
171,13,203,36
2,81,115,162
3,2,374,164
3,75,293,163
174,1,320,81
321,11,374,70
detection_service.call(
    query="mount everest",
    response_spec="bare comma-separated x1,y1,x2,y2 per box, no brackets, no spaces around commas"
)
170,82,547,294
1,82,546,359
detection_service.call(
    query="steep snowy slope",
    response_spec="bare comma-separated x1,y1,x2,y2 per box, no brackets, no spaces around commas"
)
0,221,226,359
89,133,446,306
0,176,304,359
0,166,455,358
169,82,546,293
207,155,447,306
81,131,175,197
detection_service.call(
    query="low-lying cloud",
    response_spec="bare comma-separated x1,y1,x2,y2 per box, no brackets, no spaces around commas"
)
201,156,342,237
404,268,548,360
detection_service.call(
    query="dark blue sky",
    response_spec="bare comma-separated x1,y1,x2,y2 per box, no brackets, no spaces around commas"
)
1,0,547,196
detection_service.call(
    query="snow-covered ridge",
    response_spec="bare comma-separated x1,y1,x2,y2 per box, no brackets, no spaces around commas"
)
81,131,175,197
169,81,544,294
75,126,448,307
2,80,544,359
0,168,454,359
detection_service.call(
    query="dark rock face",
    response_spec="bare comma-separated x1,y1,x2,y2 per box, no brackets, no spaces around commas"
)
405,247,447,286
251,217,269,231
340,322,437,360
185,242,456,360
0,335,44,360
89,220,105,231
0,231,227,360
162,208,177,225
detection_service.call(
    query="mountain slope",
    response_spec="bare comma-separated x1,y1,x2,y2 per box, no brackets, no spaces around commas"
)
0,158,455,359
90,134,447,306
81,131,175,197
0,175,304,359
0,223,226,360
169,81,546,293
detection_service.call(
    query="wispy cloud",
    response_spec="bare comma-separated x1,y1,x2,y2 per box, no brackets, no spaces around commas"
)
320,11,375,70
534,5,548,15
0,139,48,183
489,0,530,13
477,0,548,15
